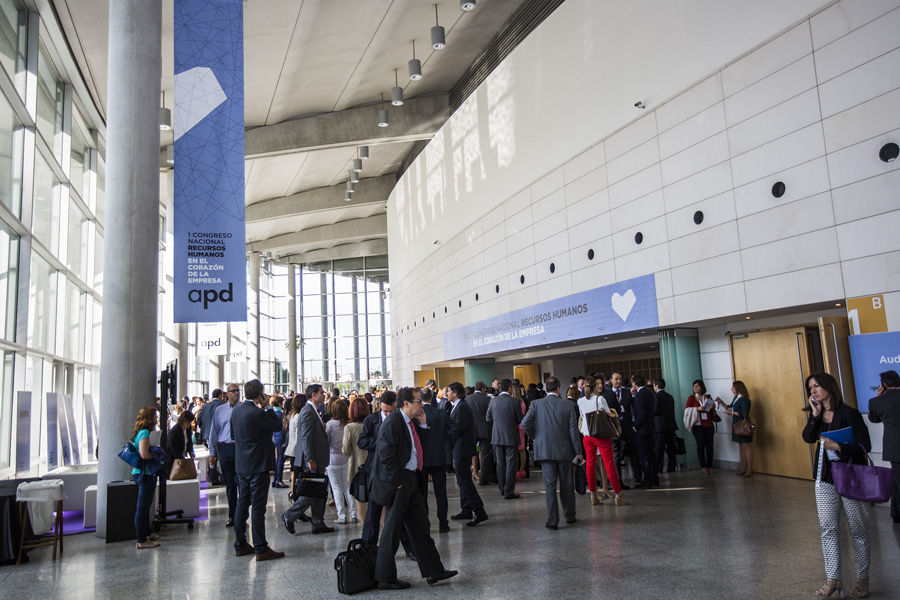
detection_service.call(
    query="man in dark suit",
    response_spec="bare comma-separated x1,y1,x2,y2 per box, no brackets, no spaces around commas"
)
421,387,453,532
197,387,223,446
522,376,583,529
486,378,522,499
653,378,678,473
868,370,900,524
465,381,495,486
371,387,458,589
448,382,489,526
358,391,415,556
230,379,284,561
281,383,334,534
611,372,641,486
631,374,659,488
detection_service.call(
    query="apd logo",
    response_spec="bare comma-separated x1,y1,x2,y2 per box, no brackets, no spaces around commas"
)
188,282,234,309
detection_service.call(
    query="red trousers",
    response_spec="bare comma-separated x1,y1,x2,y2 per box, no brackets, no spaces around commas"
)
583,435,622,494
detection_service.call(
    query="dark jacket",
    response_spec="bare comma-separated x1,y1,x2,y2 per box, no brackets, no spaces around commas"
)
358,411,386,472
486,392,522,446
465,391,492,440
230,400,282,475
449,398,478,462
370,411,428,507
730,396,752,443
802,404,871,484
654,390,677,432
867,389,900,462
198,398,223,441
166,424,192,466
422,403,452,467
632,386,657,437
611,387,634,429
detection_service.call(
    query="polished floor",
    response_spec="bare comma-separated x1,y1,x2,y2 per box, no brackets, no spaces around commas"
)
2,468,898,599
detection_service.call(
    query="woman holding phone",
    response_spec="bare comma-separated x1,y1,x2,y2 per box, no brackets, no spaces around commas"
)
719,381,753,477
801,372,872,598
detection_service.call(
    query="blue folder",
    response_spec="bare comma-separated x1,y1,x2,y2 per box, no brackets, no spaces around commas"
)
821,427,854,445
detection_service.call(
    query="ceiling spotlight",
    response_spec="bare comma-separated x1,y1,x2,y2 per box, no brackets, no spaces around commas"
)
346,180,355,193
159,90,171,131
391,68,404,106
359,145,369,160
349,169,359,183
432,4,446,49
377,93,389,127
634,101,646,109
353,157,363,172
345,191,352,202
165,146,174,166
460,0,476,11
408,40,422,81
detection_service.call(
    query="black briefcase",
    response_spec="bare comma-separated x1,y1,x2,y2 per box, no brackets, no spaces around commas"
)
297,475,328,499
334,539,378,595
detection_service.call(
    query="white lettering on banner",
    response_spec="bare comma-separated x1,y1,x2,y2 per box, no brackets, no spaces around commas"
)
880,354,900,364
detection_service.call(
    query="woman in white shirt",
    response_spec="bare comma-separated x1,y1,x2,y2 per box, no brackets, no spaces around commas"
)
325,399,357,524
577,377,626,506
284,394,306,499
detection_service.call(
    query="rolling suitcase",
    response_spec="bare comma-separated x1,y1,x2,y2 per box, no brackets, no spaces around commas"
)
334,538,378,595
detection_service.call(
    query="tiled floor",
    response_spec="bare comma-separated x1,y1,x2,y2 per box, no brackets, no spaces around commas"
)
2,469,898,599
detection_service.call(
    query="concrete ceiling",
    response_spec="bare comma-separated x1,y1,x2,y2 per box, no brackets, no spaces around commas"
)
52,0,532,264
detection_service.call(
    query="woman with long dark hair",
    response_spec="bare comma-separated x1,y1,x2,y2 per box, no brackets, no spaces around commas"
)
720,380,753,477
802,372,872,598
685,380,719,474
131,405,160,549
284,394,307,499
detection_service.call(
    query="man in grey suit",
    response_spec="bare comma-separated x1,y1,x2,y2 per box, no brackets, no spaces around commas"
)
486,378,523,499
281,384,334,534
465,381,495,486
522,376,583,530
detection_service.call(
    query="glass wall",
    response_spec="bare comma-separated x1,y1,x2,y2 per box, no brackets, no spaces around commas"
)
0,0,104,476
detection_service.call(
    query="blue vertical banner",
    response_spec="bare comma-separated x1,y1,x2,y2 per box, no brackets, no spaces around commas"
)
173,0,247,323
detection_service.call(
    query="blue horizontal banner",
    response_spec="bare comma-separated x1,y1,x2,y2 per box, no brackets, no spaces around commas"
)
443,274,658,359
848,331,900,413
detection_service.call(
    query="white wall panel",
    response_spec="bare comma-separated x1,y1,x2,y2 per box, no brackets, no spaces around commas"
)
665,190,737,241
530,167,565,202
732,156,829,218
613,241,670,279
671,252,745,296
611,215,668,258
674,282,747,323
724,55,817,126
606,138,660,185
826,127,900,188
818,47,900,118
822,87,900,152
566,210,611,249
741,228,840,280
610,190,665,231
660,132,730,186
841,251,900,297
531,187,566,222
658,103,727,159
607,165,662,209
729,123,825,187
727,88,822,156
831,169,900,225
745,263,844,311
836,210,900,260
738,192,835,247
563,142,606,183
656,73,723,133
605,113,658,161
668,221,740,268
563,166,608,206
566,190,610,235
813,6,900,82
662,161,733,212
810,0,900,49
722,23,812,96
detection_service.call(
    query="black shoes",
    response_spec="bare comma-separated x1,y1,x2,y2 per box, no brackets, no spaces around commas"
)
450,512,472,521
466,512,488,527
566,517,577,525
281,514,295,535
312,525,335,534
272,481,288,489
225,519,234,528
504,493,520,499
377,579,411,590
234,543,253,556
297,511,312,523
255,547,285,561
427,570,459,586
545,523,558,530
439,522,450,533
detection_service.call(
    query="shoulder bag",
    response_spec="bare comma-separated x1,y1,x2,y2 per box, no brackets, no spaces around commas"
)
831,444,893,503
733,417,755,438
170,457,198,480
117,441,142,468
350,465,368,503
585,397,621,439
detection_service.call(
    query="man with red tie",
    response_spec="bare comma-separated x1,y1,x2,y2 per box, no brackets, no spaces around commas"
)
371,387,458,589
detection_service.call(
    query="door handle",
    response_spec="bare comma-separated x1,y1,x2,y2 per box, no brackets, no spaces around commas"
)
827,323,846,398
796,332,814,474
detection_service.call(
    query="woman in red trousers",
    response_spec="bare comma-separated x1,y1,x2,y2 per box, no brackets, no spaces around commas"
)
577,378,627,506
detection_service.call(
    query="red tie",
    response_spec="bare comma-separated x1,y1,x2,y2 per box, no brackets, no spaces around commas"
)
409,420,423,471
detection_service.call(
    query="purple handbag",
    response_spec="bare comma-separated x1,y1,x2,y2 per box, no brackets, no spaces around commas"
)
830,446,893,503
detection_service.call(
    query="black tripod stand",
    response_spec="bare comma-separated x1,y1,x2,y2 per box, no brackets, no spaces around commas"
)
152,362,195,532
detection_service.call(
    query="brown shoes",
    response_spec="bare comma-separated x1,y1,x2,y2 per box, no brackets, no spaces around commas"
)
234,543,254,556
255,547,285,561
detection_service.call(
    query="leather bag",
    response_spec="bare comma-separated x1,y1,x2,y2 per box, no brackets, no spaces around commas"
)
831,446,893,503
169,457,197,481
733,417,755,438
585,400,621,439
334,539,378,595
349,466,368,503
297,475,329,499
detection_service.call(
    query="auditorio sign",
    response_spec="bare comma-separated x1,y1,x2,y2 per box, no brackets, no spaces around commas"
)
848,330,900,413
173,0,247,323
443,274,659,360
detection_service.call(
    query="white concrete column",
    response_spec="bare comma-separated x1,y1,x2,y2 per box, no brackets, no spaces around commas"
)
95,0,161,537
287,264,298,392
248,251,261,379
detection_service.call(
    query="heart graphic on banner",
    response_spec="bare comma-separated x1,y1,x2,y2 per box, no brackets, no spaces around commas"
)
611,289,637,322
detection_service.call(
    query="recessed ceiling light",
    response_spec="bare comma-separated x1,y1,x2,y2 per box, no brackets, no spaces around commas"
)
745,316,751,320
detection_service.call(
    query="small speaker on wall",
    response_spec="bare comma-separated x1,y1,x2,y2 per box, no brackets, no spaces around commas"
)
772,181,786,198
549,263,556,274
587,249,594,260
879,142,899,163
634,232,643,244
693,211,704,224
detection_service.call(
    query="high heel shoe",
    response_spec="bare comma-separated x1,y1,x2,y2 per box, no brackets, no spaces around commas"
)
614,494,628,506
815,578,843,597
590,491,600,506
849,578,868,598
599,489,613,500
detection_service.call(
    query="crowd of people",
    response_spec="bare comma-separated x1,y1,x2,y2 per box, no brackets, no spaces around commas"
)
125,368,900,595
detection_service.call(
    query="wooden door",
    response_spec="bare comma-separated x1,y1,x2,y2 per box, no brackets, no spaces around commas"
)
414,369,435,388
730,328,814,479
435,367,465,387
818,317,858,408
513,364,541,387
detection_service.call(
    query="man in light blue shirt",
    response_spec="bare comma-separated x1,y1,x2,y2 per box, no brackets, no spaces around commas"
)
209,384,240,526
